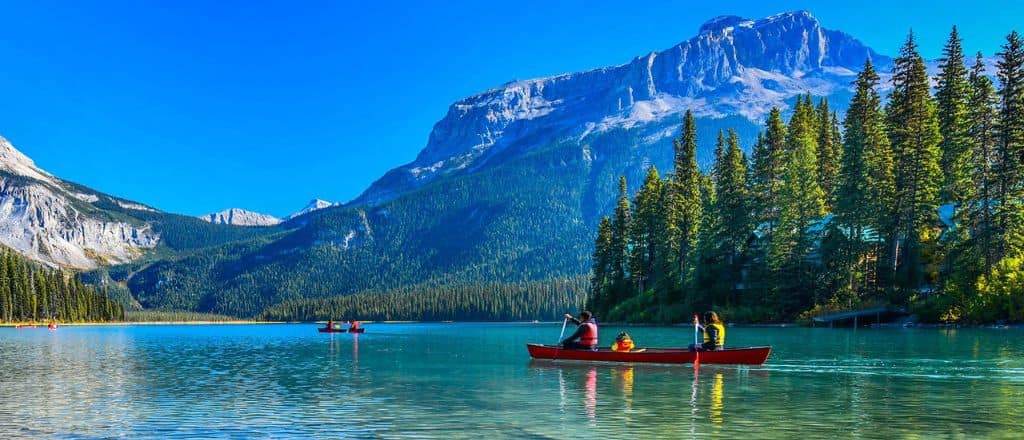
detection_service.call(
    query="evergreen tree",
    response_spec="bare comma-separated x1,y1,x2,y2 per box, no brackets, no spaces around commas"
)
994,31,1024,258
887,31,943,295
831,58,896,302
705,130,751,306
587,217,614,316
752,108,787,229
967,52,1001,272
665,110,703,301
770,98,827,316
936,26,974,205
816,98,841,203
609,176,632,306
629,166,664,294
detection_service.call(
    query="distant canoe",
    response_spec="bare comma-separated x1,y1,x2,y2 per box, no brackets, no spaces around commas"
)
15,324,37,329
526,344,771,365
348,328,365,333
318,327,347,333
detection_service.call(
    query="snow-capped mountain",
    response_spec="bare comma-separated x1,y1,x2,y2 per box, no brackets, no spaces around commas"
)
287,198,339,219
0,137,160,269
354,11,891,205
201,208,281,226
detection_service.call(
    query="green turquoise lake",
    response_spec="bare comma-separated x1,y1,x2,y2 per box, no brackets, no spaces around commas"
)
1,323,1022,438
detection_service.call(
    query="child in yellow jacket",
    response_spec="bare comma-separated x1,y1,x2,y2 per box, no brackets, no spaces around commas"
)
611,332,635,352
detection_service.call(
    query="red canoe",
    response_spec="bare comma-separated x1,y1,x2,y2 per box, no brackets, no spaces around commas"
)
526,343,771,365
317,327,366,333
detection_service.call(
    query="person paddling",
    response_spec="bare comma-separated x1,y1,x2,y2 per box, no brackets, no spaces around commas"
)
349,321,361,331
560,311,598,350
691,311,725,351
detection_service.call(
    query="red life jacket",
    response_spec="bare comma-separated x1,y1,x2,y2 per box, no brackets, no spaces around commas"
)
579,322,598,346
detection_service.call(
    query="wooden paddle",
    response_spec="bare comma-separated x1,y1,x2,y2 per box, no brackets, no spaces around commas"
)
553,317,569,361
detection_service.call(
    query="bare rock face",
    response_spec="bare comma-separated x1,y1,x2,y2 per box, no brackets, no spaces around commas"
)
201,208,281,226
353,10,892,206
0,137,159,269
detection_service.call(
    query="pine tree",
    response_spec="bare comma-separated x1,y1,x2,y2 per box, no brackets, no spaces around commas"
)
706,130,751,306
665,110,703,301
587,216,614,316
832,58,896,302
816,98,841,203
751,108,787,246
630,166,664,294
967,52,1001,272
994,30,1024,258
609,176,632,306
770,98,827,316
886,31,943,295
936,26,974,205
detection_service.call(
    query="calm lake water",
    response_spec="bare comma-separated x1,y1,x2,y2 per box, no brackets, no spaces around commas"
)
1,323,1022,438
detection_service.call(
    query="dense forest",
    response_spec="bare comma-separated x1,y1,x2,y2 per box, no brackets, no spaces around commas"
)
0,249,123,323
260,277,586,322
589,28,1024,324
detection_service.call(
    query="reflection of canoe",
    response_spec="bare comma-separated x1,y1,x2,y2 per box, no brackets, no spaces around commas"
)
526,344,771,365
318,327,347,333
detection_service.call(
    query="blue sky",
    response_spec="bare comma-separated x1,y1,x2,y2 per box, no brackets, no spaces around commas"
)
0,0,1020,217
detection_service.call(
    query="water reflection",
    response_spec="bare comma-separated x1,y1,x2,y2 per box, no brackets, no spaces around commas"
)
584,367,597,424
710,373,724,425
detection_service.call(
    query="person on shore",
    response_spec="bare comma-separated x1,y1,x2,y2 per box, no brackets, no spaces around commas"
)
561,311,598,350
691,311,726,351
611,332,635,352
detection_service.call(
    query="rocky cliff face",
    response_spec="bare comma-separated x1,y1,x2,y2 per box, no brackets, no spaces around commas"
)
201,208,281,226
0,137,159,269
354,11,891,205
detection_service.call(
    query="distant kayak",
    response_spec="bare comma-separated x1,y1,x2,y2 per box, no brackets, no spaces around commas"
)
318,327,347,333
526,344,771,365
15,324,37,329
348,328,365,333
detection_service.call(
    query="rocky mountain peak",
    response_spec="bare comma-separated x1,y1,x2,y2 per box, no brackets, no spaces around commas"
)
288,198,339,219
353,11,889,206
0,136,56,184
201,208,281,227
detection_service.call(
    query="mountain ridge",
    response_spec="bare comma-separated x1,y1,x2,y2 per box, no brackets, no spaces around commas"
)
352,10,891,206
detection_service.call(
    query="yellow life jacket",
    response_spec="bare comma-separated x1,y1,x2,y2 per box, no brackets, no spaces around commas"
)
611,339,634,352
703,323,726,347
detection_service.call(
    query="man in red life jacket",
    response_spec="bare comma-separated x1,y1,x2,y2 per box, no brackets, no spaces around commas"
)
561,311,599,350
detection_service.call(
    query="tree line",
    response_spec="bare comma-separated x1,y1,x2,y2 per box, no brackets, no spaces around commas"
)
259,277,587,322
588,28,1024,323
0,249,124,323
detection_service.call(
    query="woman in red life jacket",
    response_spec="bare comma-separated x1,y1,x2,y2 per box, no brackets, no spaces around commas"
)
349,321,361,330
560,311,598,350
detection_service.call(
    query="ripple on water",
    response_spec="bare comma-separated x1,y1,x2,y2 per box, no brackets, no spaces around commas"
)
1,324,1022,438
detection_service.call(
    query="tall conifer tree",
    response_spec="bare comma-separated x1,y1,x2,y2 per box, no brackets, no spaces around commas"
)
994,31,1024,257
935,26,974,205
886,31,943,294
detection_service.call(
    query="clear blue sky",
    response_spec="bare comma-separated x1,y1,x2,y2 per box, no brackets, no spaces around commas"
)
0,0,1019,217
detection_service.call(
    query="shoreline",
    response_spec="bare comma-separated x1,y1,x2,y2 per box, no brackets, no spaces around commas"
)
3,320,1021,329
